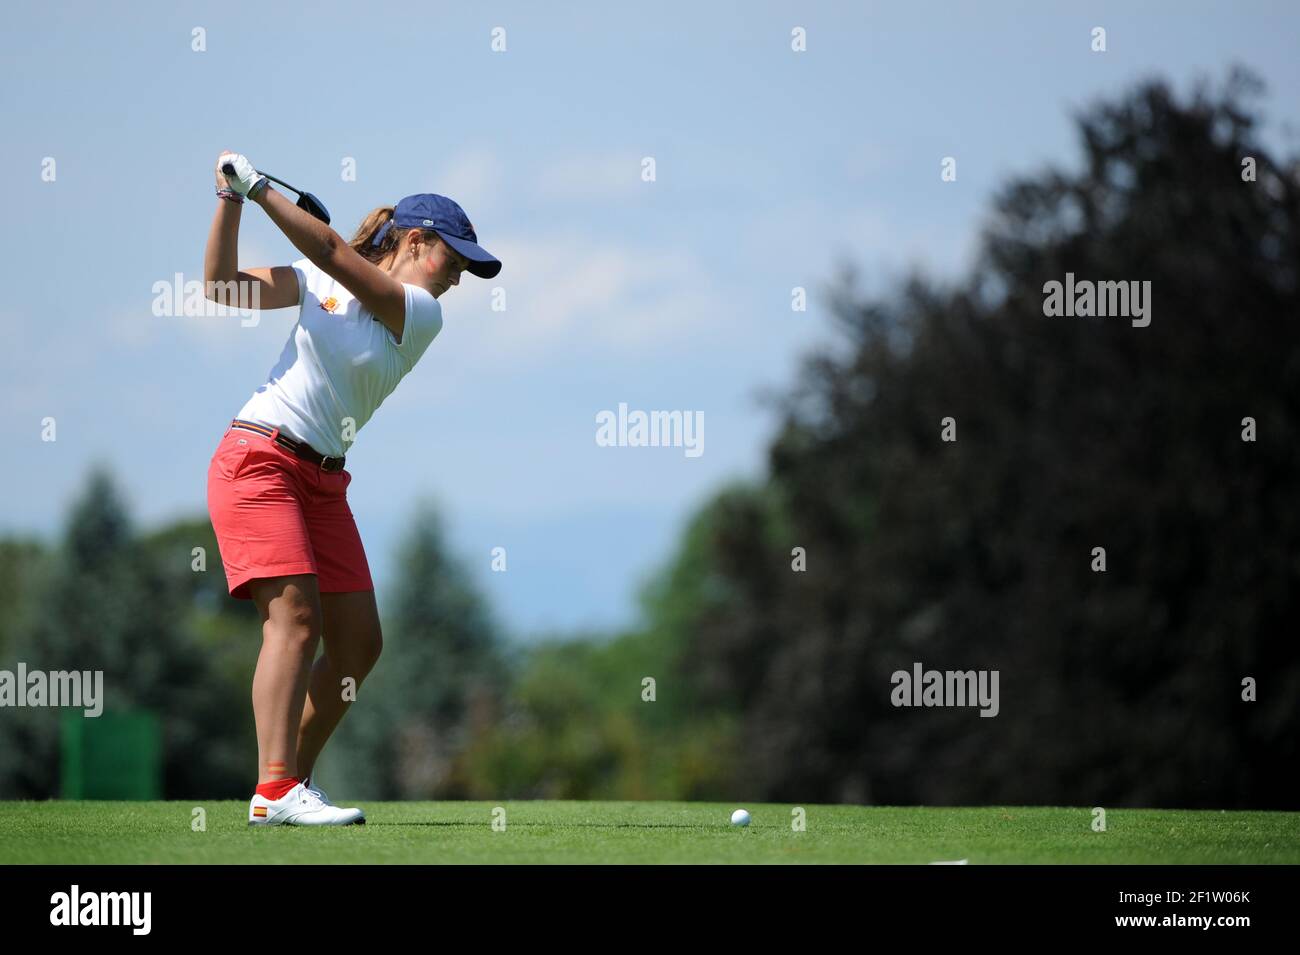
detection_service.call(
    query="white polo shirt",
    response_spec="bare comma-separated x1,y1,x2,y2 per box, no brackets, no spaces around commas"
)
235,257,443,458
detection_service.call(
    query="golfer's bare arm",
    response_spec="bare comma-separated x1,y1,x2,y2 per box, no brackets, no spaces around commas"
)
251,185,408,341
203,196,300,310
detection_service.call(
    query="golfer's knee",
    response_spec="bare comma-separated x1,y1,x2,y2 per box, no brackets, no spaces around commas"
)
266,604,321,650
322,627,382,682
351,628,383,677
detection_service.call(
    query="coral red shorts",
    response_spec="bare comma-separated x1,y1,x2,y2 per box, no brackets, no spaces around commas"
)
206,422,374,600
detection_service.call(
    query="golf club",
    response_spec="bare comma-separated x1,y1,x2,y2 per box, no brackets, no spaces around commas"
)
221,163,331,224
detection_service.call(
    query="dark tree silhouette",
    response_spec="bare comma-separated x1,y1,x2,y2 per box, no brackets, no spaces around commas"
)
0,469,250,798
677,70,1299,809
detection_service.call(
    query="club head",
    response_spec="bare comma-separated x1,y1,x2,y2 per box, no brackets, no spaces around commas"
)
297,192,330,224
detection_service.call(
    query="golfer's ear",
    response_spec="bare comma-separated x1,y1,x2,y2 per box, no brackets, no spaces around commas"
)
321,242,407,337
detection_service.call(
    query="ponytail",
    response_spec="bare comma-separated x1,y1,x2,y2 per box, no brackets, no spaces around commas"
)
348,205,441,264
348,206,397,263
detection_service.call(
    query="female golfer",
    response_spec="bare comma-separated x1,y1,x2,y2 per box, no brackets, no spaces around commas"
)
204,151,501,826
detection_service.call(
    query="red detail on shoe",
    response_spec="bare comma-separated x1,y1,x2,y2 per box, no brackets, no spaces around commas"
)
256,776,301,800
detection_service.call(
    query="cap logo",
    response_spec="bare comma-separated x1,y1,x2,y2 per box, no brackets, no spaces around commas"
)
422,219,435,226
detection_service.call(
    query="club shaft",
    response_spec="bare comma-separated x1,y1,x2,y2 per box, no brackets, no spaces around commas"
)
220,164,302,196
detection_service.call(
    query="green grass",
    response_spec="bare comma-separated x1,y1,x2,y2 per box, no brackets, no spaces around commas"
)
0,802,1295,864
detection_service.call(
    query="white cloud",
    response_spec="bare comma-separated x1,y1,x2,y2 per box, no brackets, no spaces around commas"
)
432,229,734,375
437,147,717,211
841,141,894,182
734,195,978,288
434,147,507,219
533,153,642,203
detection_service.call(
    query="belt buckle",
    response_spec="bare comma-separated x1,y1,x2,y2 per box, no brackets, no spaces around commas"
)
320,455,343,473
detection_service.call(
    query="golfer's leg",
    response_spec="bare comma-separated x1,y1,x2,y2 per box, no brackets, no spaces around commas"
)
249,573,323,785
296,589,383,780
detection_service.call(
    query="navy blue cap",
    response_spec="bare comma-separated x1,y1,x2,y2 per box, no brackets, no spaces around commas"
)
371,193,501,279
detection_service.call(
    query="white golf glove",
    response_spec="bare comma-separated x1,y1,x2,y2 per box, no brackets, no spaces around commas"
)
218,152,268,198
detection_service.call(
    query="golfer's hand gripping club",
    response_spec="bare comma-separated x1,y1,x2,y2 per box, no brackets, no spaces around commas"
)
216,152,332,224
218,152,268,199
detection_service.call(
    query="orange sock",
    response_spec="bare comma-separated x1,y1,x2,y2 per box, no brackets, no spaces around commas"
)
256,776,301,800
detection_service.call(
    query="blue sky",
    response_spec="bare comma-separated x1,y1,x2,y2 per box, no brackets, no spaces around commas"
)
2,1,1297,640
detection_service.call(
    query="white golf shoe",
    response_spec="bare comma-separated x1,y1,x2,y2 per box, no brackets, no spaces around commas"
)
303,775,333,805
248,780,366,827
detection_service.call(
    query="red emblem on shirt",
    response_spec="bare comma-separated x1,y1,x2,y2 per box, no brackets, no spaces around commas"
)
320,297,339,313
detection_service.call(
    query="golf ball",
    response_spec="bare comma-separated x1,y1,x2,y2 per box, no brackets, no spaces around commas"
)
730,808,751,827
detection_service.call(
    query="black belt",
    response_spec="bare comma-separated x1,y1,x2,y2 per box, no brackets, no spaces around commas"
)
230,419,346,473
